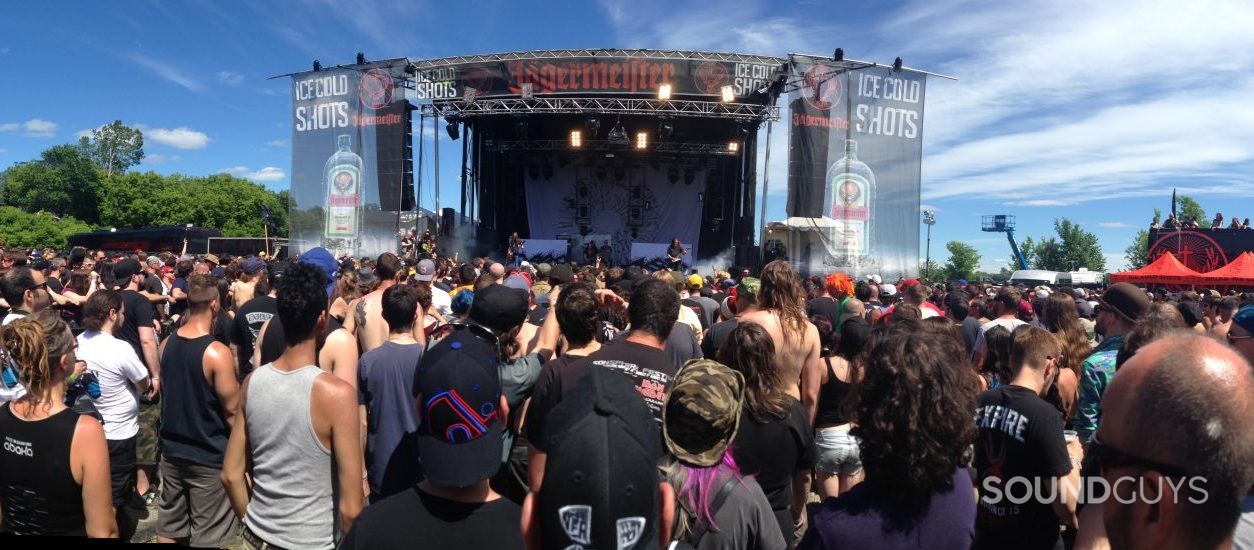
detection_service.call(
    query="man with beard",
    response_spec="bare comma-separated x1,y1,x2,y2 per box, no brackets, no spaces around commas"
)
1073,283,1148,445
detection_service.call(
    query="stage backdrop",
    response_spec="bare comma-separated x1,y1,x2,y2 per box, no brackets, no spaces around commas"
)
785,56,927,278
289,61,412,257
524,164,704,267
1146,228,1254,273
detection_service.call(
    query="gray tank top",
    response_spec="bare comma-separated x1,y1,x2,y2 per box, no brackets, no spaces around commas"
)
243,364,336,549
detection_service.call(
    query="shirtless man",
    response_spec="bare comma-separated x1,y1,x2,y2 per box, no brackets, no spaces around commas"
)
342,253,404,354
739,260,824,425
230,257,266,311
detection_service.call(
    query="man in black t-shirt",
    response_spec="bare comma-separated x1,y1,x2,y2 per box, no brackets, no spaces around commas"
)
229,271,276,382
974,326,1081,550
340,330,521,549
112,258,163,502
525,279,681,490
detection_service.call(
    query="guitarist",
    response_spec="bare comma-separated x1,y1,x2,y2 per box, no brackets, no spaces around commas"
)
507,232,525,267
666,237,686,272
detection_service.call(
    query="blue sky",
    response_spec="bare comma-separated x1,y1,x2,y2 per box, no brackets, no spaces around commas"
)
3,0,1253,272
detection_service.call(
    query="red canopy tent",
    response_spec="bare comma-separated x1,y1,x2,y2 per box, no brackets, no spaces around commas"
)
1197,251,1254,287
1109,251,1203,286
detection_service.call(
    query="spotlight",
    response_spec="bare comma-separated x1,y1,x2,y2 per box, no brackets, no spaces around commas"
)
356,52,367,65
570,130,582,148
585,116,601,137
893,57,903,72
657,119,674,140
833,48,844,62
312,60,322,72
607,120,628,146
657,83,672,100
445,117,459,140
721,85,735,103
635,132,648,150
728,141,739,152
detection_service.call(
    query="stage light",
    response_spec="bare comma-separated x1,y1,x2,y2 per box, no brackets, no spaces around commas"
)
658,83,672,100
635,132,648,150
312,60,322,72
658,119,674,140
893,57,903,72
833,48,844,62
586,116,601,137
356,52,367,65
728,141,739,152
445,117,459,140
721,85,735,103
607,120,629,146
570,130,582,148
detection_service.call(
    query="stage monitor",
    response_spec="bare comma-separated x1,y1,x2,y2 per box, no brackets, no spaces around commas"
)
784,56,927,279
288,60,412,257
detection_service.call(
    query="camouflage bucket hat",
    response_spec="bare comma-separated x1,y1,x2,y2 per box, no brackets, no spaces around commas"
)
662,359,745,467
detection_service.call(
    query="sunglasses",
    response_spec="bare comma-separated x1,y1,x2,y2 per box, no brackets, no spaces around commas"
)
1227,332,1253,344
1089,434,1192,479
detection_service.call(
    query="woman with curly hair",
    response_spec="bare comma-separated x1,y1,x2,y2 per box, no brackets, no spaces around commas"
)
720,322,815,547
0,311,116,537
799,319,980,550
740,260,823,423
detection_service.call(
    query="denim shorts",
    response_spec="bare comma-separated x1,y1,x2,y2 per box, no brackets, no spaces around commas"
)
815,425,862,476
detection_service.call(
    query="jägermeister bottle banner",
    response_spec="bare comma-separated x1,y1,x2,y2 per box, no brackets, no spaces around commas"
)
785,56,926,278
289,61,412,257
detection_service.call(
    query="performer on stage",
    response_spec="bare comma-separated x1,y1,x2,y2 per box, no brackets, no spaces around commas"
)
666,237,686,271
583,240,597,265
419,230,436,259
400,229,416,261
507,231,525,267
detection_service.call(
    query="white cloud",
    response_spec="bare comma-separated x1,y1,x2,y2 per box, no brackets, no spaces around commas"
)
1017,199,1070,207
266,139,289,147
137,125,210,150
217,71,245,86
0,123,17,132
1098,222,1134,229
144,154,181,164
22,119,56,138
219,166,286,182
129,52,205,92
74,128,94,140
920,204,941,213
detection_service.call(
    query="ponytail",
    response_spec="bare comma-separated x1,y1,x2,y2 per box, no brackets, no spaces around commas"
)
1,311,73,407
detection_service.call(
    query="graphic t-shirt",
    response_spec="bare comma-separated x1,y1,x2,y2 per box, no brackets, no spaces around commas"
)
231,295,277,381
338,486,522,550
528,340,677,450
974,385,1072,549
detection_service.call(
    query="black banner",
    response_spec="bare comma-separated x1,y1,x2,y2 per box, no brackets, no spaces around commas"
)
289,62,412,257
412,57,785,101
1147,228,1254,273
784,58,926,278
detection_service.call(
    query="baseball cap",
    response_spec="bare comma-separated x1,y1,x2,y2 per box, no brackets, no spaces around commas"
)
1095,282,1151,323
663,360,744,467
718,278,737,290
900,278,921,291
866,274,883,285
415,259,436,282
719,296,735,320
242,256,267,275
414,329,503,488
112,258,142,282
685,274,704,291
880,283,898,297
537,367,664,550
469,283,529,334
1231,306,1254,336
1018,299,1035,318
297,247,338,298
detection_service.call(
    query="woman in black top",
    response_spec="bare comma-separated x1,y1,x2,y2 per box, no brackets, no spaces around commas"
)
719,322,815,545
0,311,116,537
666,238,685,271
810,315,864,499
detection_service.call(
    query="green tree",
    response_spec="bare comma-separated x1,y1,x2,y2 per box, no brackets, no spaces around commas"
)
920,259,940,280
1124,229,1150,269
1022,218,1107,272
0,145,103,223
1177,194,1208,228
97,172,288,237
0,207,92,248
942,241,981,281
78,120,145,177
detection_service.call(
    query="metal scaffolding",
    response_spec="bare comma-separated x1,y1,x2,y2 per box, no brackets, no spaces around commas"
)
409,49,787,71
421,97,778,122
488,139,742,156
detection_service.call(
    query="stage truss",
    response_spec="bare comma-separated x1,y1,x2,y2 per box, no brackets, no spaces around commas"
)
488,139,742,156
421,97,778,122
408,49,786,70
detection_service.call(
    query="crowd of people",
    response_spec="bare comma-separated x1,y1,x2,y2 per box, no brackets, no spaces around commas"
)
0,244,1252,549
1155,211,1252,230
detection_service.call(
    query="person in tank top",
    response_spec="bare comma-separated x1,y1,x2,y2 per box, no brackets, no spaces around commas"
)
0,311,116,537
222,262,364,550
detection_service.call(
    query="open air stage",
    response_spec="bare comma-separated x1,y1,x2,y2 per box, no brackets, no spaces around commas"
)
410,49,786,268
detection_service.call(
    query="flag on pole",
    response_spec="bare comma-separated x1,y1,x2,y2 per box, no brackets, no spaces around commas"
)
1171,188,1177,218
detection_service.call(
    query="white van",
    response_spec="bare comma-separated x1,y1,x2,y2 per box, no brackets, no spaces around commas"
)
1009,269,1059,287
